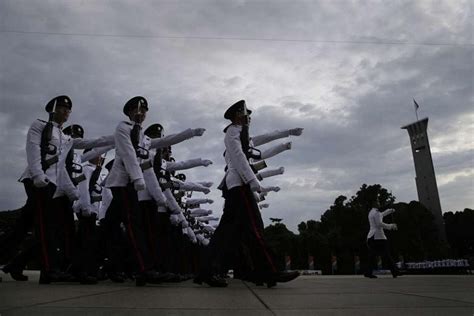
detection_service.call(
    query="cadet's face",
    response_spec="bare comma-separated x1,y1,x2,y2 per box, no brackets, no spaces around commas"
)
54,105,71,124
129,108,147,124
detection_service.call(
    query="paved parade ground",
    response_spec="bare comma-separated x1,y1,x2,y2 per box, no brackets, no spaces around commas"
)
0,272,473,315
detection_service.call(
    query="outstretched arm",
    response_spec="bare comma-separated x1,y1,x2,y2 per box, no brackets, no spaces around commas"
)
251,128,303,146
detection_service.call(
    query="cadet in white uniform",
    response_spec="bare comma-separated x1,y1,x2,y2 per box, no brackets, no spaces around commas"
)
104,96,205,286
135,124,206,278
195,100,299,288
364,198,401,278
70,146,109,284
21,96,113,284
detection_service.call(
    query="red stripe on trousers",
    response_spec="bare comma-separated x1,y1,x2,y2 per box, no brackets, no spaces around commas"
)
239,187,277,273
122,188,145,272
36,190,50,271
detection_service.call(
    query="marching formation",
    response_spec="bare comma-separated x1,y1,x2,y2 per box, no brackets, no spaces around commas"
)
2,96,304,287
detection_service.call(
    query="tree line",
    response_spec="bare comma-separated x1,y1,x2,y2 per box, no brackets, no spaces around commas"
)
263,184,474,274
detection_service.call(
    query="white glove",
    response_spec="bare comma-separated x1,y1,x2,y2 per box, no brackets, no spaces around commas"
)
133,178,146,191
202,159,213,167
33,174,49,188
249,179,262,192
285,141,292,150
390,223,398,231
192,128,206,136
289,128,304,136
170,214,180,226
270,186,280,192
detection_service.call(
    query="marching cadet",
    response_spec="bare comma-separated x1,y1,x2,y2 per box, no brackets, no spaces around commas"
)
20,96,114,284
104,96,206,286
364,197,402,278
70,146,110,284
195,100,299,288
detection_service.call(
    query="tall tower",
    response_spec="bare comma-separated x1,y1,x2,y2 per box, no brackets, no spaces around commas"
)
401,117,446,241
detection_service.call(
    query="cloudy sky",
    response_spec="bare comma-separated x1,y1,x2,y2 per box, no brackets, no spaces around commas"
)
0,0,472,232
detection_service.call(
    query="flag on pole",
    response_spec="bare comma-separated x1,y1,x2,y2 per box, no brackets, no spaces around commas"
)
413,99,420,110
413,99,420,121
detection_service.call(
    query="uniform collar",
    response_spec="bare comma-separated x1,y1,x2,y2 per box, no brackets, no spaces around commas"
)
223,123,242,133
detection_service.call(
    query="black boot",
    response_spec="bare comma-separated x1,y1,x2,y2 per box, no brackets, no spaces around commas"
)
135,270,166,286
39,271,77,284
79,273,98,285
271,271,300,283
2,264,28,281
364,273,378,279
392,270,403,278
108,272,126,283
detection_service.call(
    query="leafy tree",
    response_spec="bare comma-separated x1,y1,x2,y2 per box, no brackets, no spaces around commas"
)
444,208,474,258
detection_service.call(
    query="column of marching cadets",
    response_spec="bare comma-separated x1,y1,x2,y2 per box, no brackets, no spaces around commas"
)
2,95,303,287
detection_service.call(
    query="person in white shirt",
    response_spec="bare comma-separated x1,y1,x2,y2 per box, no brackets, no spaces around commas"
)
22,96,113,284
365,198,402,278
70,146,109,284
104,96,163,286
135,124,206,278
195,100,299,288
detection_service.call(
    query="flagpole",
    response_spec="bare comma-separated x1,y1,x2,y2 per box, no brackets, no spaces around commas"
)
413,99,420,121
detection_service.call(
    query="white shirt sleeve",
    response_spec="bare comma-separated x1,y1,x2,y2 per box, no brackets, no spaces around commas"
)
381,208,395,217
80,145,114,163
142,168,167,206
99,188,113,220
25,120,45,179
259,142,291,160
73,135,114,150
251,129,292,146
197,181,213,188
150,128,195,149
164,158,211,172
185,198,213,206
174,180,210,193
73,168,92,214
189,208,212,216
257,167,285,180
163,188,184,214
